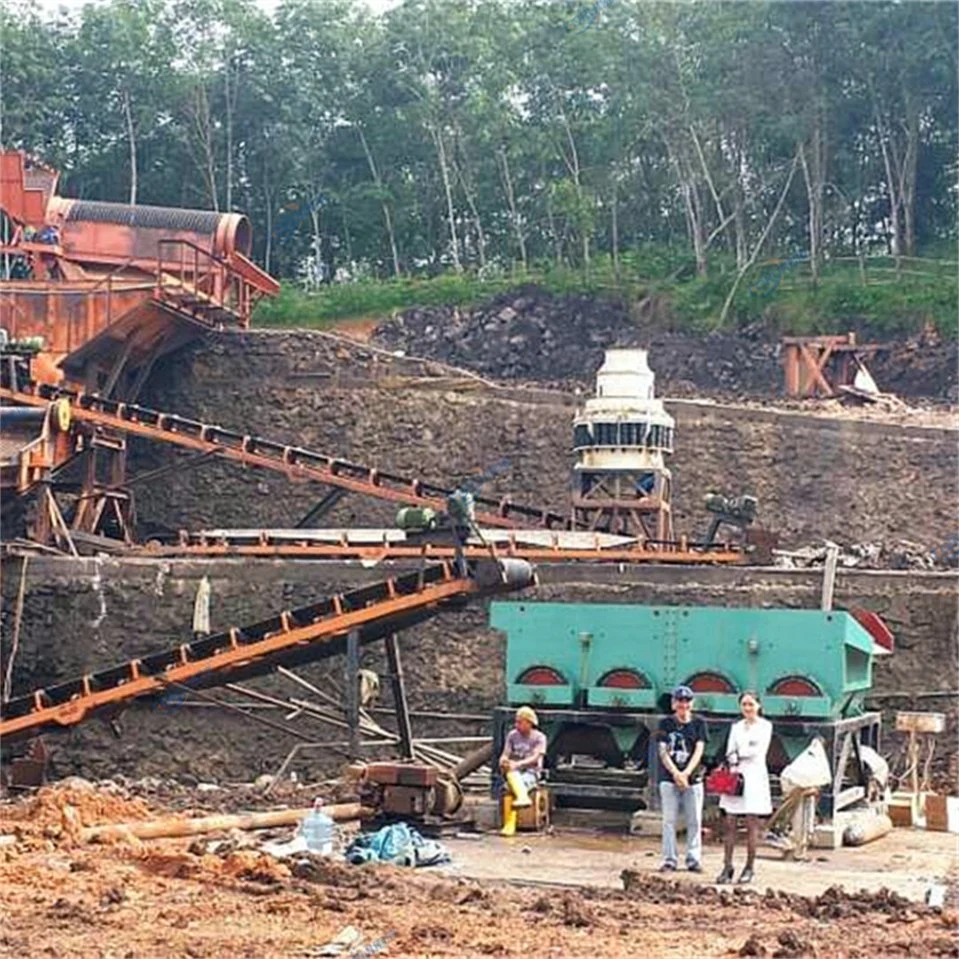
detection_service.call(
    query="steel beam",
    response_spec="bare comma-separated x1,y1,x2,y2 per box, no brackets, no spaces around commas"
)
295,488,347,528
345,629,361,761
384,633,414,760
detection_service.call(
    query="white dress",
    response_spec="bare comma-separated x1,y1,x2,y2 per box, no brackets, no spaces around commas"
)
719,717,773,816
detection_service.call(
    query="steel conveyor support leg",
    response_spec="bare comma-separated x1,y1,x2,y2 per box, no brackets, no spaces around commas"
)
385,633,414,760
346,629,360,761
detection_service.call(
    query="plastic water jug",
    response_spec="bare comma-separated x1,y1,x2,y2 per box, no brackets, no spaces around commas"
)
300,802,334,856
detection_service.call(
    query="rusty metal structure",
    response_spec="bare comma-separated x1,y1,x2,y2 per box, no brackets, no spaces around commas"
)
0,151,278,381
0,558,534,745
0,151,749,565
0,150,280,542
0,374,742,563
782,333,886,398
133,529,743,565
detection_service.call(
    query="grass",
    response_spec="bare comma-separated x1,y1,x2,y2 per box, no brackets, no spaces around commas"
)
253,246,958,338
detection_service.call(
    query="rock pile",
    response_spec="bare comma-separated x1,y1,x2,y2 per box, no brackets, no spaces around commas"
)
372,285,782,397
371,285,957,402
773,539,957,571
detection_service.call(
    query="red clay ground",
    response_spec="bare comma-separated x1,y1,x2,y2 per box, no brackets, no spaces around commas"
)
1,783,957,959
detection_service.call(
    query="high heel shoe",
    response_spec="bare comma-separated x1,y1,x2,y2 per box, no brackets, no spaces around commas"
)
737,865,754,884
715,864,735,885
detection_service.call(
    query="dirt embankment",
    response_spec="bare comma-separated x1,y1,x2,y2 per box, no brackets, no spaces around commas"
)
3,559,955,783
1,782,956,959
130,331,957,558
370,285,959,403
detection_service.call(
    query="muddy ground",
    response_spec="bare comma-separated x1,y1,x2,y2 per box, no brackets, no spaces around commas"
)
1,783,957,959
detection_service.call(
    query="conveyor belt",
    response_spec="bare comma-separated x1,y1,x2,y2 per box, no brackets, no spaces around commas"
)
134,528,742,564
0,559,534,743
0,382,571,530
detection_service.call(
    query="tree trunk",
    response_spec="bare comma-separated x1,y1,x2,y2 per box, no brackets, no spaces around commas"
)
263,180,274,273
341,201,353,268
453,146,486,269
610,177,620,280
429,123,461,273
902,90,919,257
545,183,562,266
356,126,401,277
733,142,748,270
497,147,527,272
190,85,218,212
453,128,486,268
733,197,747,272
224,57,235,211
689,122,733,252
718,152,800,326
123,89,137,206
309,204,323,286
667,139,707,277
81,803,368,844
556,97,589,271
798,117,825,285
872,90,901,268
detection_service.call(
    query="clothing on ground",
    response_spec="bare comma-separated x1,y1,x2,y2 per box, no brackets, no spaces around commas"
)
656,716,709,784
344,822,451,867
719,716,773,816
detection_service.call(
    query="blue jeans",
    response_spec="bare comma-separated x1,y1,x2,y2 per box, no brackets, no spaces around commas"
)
659,781,704,867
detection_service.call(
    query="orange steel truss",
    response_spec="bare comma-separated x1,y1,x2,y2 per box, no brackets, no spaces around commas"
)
133,532,742,565
0,381,572,531
0,379,745,561
0,151,280,542
0,561,532,743
781,334,886,398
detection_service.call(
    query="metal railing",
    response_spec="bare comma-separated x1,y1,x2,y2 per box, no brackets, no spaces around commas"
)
155,238,253,325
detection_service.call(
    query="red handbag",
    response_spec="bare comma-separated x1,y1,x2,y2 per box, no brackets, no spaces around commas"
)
706,764,744,797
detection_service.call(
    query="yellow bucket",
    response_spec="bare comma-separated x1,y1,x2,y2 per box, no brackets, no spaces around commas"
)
505,770,532,808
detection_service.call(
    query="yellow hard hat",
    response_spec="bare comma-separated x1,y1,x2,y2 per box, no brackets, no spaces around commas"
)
515,705,539,727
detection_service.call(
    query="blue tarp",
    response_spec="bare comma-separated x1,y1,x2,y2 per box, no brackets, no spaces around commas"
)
344,822,451,868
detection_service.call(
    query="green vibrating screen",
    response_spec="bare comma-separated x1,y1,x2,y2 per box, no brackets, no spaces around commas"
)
489,602,894,815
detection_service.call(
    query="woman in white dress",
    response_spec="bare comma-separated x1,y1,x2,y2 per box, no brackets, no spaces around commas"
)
716,691,773,885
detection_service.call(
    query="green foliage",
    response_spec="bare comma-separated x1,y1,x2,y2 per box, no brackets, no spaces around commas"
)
255,249,957,338
4,0,957,300
254,273,518,327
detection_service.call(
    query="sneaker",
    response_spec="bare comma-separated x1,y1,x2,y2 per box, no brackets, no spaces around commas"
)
687,862,703,873
737,865,755,884
659,863,677,873
715,864,734,884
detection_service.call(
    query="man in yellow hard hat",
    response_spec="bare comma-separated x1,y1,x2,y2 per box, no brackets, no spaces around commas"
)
498,705,547,836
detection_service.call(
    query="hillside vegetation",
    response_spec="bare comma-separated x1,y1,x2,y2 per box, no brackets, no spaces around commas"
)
254,248,958,337
5,1,956,312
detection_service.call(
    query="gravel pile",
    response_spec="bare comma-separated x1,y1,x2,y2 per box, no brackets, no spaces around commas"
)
773,539,958,571
371,285,957,402
371,285,782,397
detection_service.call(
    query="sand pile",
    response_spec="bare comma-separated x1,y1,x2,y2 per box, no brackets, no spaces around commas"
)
0,778,152,848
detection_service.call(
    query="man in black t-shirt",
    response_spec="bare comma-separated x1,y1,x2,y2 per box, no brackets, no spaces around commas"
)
656,684,708,873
